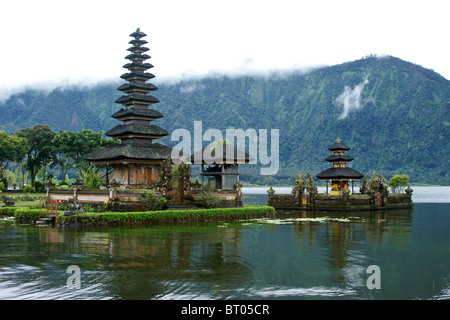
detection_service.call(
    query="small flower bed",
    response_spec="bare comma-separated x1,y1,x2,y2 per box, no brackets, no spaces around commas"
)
53,200,111,213
8,195,47,202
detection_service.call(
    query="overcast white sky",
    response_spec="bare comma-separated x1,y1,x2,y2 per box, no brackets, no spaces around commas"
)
0,0,449,98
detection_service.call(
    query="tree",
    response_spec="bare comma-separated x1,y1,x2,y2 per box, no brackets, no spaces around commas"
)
0,131,28,181
16,124,55,189
50,130,73,180
51,129,116,178
388,175,410,193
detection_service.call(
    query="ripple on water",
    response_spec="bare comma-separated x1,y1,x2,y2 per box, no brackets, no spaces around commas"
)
154,282,358,299
0,264,113,300
248,285,357,298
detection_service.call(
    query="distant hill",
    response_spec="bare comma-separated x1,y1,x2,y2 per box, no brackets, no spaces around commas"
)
1,55,449,185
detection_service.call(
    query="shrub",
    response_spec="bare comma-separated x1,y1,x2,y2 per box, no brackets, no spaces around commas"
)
79,205,93,213
140,189,167,211
195,192,222,209
78,166,101,189
35,181,45,193
58,174,73,187
388,174,410,193
13,207,42,220
56,200,68,211
23,185,33,193
57,184,72,190
0,206,18,215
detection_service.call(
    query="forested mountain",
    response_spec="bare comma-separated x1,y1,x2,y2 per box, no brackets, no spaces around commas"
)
1,55,449,185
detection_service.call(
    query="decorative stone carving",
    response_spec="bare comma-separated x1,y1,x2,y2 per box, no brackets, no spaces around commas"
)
234,182,243,201
405,185,413,196
64,197,84,216
151,156,173,199
291,173,305,199
267,186,275,201
1,195,15,207
306,172,317,195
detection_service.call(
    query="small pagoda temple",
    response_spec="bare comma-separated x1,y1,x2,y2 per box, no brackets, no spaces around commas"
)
85,28,172,188
190,143,253,192
316,138,364,194
267,138,413,211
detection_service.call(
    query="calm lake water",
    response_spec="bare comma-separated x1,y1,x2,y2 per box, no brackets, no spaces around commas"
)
0,186,449,300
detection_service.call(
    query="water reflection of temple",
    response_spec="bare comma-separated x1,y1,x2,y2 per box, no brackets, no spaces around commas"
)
288,209,413,282
32,208,413,297
36,224,250,299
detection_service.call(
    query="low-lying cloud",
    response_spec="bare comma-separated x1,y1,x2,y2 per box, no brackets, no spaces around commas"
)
179,83,205,94
336,75,374,120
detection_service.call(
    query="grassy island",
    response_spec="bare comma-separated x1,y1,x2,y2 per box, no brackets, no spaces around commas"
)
0,205,275,227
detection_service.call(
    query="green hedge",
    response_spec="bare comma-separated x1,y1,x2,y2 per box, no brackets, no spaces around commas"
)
0,205,275,226
0,206,43,220
60,206,275,226
0,207,18,216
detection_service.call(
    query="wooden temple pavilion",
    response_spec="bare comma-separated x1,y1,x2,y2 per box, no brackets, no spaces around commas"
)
190,143,253,192
316,138,364,194
84,28,172,188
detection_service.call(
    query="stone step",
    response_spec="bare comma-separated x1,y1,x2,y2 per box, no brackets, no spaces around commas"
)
35,215,57,225
35,220,52,225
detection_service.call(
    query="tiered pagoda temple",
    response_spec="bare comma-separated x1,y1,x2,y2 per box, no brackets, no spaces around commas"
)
316,138,364,194
85,28,172,188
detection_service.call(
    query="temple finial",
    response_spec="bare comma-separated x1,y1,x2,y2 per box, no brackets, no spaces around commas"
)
336,137,341,143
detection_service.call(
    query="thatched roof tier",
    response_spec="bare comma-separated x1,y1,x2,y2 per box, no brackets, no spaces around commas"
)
84,143,172,163
125,53,151,61
328,141,350,151
190,143,254,165
316,167,364,180
111,108,163,120
128,39,148,46
115,94,159,105
106,123,168,138
325,155,354,162
123,62,154,71
129,29,147,39
120,71,155,81
117,82,158,93
127,46,149,53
